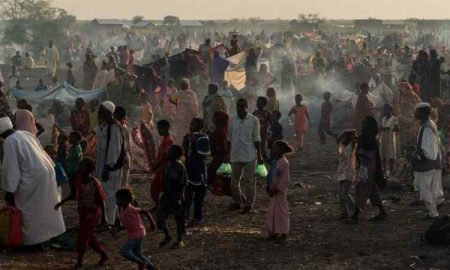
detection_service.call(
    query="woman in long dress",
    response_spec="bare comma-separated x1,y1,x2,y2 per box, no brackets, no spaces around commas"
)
265,140,293,241
171,78,199,144
352,116,387,222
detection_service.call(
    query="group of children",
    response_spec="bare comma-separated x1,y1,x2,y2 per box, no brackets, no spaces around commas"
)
39,85,405,269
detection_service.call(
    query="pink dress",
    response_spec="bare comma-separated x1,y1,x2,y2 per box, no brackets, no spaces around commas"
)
265,156,290,235
289,105,309,148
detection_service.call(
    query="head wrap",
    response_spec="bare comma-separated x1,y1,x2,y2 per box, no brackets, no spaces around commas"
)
415,102,431,110
101,101,116,113
0,116,13,135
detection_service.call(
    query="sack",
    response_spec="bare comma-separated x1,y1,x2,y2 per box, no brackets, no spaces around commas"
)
424,215,450,245
216,163,232,177
255,163,268,178
0,206,22,247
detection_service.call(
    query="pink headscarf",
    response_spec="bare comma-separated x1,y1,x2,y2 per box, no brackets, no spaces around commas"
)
15,109,37,135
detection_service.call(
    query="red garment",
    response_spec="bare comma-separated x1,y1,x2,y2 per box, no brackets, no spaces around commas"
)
119,205,146,239
208,125,229,196
77,213,104,256
290,105,309,132
70,110,91,137
412,84,420,96
151,135,174,203
76,176,106,218
76,176,106,256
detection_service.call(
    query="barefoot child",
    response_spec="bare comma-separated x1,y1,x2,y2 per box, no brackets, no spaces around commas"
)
115,188,157,270
55,157,109,269
288,94,310,151
336,130,357,219
380,103,399,175
265,140,293,241
183,117,210,225
157,145,187,249
67,131,83,195
151,120,174,209
44,145,68,201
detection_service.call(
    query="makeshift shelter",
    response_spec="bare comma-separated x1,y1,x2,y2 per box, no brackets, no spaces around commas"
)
224,51,247,91
10,82,108,105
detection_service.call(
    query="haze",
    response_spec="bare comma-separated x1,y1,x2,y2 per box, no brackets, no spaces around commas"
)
53,0,450,20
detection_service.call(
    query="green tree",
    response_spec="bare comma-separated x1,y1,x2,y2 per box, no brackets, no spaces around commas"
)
163,15,180,26
1,0,75,54
132,15,144,24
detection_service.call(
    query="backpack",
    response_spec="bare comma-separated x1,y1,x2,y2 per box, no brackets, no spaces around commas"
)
424,215,450,245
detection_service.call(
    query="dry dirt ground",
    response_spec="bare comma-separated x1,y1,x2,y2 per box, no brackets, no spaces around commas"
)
2,129,450,270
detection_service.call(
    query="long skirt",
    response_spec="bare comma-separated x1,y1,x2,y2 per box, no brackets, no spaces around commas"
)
265,192,289,235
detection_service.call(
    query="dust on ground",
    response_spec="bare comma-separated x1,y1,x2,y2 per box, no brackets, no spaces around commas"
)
1,130,450,270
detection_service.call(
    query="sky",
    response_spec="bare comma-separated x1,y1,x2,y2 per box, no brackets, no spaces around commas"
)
53,0,450,20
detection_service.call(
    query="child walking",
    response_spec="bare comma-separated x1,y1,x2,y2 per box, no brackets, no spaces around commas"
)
336,130,357,219
380,103,399,176
319,92,338,144
265,140,293,242
56,133,68,170
253,96,271,160
115,188,157,270
183,117,210,226
266,87,280,113
267,110,283,151
289,94,310,151
67,131,83,194
44,145,68,202
151,120,174,209
157,145,187,249
55,157,109,269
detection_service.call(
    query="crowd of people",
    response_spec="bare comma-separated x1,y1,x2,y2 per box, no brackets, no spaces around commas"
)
2,26,450,269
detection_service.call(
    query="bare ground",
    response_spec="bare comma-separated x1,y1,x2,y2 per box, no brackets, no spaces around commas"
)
2,130,450,270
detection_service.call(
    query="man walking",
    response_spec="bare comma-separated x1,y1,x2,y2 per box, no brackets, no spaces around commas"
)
227,98,262,213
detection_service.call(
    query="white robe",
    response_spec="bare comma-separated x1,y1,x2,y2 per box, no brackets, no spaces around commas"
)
413,120,444,217
96,123,124,224
44,47,59,77
1,131,65,245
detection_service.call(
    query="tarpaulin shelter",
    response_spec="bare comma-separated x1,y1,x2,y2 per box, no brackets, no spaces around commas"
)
224,51,247,91
10,82,108,105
